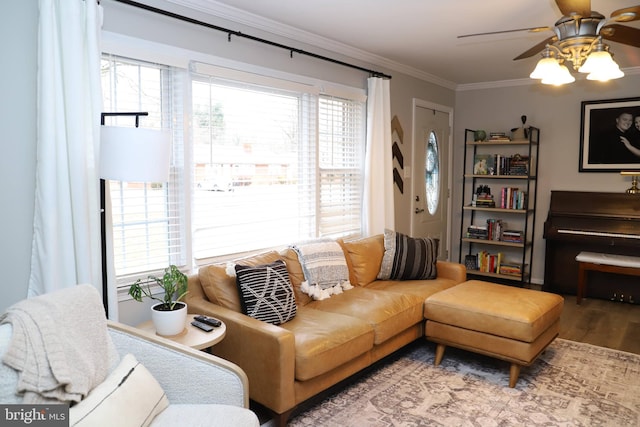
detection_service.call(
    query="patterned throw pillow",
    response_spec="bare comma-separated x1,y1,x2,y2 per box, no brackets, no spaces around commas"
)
377,229,439,280
235,260,297,325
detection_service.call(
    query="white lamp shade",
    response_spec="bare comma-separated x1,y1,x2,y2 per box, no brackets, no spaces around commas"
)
529,57,561,79
578,51,617,74
587,67,624,81
100,126,171,182
541,64,576,85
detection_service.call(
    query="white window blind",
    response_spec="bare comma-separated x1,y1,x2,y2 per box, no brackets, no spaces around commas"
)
101,56,185,280
101,54,366,278
318,96,365,237
191,74,317,259
191,69,365,261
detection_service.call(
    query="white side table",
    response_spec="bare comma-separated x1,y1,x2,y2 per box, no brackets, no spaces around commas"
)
137,314,226,350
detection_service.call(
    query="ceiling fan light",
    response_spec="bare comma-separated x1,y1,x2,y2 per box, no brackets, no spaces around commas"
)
587,67,625,82
541,64,576,85
578,50,618,74
530,57,562,79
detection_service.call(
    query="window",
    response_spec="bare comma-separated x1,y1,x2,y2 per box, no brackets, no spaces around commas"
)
191,70,365,260
425,131,440,215
102,55,365,284
101,56,186,280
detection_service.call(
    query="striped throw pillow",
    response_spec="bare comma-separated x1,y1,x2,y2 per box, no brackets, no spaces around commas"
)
378,229,439,280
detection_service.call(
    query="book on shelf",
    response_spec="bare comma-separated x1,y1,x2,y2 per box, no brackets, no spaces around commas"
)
488,132,510,142
501,229,523,243
473,250,503,274
466,224,488,239
486,218,503,240
499,187,527,210
498,263,523,276
508,154,529,176
473,196,495,207
474,154,530,176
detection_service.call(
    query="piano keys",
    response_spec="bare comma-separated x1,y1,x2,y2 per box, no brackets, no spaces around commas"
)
543,191,640,301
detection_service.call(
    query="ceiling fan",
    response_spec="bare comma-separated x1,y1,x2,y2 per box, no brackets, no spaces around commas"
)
459,0,640,84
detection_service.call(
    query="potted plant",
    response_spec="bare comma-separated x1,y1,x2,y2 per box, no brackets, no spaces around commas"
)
128,265,189,336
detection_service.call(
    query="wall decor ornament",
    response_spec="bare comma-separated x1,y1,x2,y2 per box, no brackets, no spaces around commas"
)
391,115,404,193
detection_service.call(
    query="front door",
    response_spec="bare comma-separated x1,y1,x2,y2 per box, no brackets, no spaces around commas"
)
411,101,451,259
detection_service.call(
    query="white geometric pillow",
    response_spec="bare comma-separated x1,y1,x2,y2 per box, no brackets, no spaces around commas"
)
69,354,168,427
235,260,297,325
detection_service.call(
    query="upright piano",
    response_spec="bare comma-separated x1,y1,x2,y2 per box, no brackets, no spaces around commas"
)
543,191,640,300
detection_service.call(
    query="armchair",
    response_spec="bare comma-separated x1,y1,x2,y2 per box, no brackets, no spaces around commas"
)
1,314,259,426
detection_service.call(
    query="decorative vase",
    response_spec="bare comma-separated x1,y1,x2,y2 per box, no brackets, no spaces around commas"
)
151,302,187,336
474,130,486,142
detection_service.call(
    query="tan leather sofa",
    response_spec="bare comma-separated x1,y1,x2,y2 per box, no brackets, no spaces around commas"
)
185,234,467,426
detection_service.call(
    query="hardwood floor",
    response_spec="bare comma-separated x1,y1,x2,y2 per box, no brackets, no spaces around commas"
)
558,294,640,355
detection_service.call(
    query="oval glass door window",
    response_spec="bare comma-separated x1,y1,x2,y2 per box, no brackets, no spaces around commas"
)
425,131,439,215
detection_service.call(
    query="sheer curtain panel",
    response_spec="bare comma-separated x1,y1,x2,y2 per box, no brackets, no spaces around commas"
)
363,77,394,235
29,0,105,308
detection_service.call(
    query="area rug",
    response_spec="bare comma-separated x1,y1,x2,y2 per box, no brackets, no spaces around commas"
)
288,339,640,426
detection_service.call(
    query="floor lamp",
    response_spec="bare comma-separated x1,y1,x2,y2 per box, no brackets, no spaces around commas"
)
99,112,171,315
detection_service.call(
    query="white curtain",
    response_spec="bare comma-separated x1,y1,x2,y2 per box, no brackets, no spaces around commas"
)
363,77,394,235
29,1,104,303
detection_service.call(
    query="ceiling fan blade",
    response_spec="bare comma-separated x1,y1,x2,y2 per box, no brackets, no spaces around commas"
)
555,0,591,17
458,26,551,38
513,36,557,60
601,24,640,48
610,5,640,22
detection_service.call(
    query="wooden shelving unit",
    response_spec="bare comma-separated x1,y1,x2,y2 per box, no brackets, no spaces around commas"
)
458,127,540,285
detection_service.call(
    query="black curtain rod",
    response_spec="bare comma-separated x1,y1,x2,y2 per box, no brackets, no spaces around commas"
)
113,0,392,79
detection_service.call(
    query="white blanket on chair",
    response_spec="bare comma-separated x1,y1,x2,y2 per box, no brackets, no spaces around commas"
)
0,284,117,404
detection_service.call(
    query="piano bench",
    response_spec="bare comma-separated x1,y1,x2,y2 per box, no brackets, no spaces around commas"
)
575,251,640,305
424,280,563,388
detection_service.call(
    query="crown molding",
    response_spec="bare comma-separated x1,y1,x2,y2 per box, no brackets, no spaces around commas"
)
164,0,457,90
152,1,640,92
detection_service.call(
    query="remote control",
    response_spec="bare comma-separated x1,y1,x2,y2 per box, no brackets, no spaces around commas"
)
194,315,222,327
191,320,214,332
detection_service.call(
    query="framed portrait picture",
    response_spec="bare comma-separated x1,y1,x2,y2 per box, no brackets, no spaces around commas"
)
579,97,640,172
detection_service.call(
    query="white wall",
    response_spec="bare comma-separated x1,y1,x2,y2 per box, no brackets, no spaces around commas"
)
0,1,38,313
453,75,640,284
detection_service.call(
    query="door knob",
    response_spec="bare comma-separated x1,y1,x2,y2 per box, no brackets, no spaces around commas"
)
415,208,425,214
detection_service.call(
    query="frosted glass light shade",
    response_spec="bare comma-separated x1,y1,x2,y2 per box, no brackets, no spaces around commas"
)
578,51,616,73
100,126,171,182
541,64,575,85
529,57,561,79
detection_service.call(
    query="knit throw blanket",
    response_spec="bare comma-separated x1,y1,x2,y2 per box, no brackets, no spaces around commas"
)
291,240,353,300
0,285,117,404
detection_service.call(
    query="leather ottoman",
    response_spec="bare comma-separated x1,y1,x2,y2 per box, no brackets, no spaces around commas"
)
424,280,564,387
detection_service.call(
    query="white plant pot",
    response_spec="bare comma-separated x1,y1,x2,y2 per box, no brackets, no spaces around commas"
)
151,302,187,336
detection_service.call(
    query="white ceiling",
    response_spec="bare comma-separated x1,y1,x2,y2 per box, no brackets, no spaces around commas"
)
166,0,640,87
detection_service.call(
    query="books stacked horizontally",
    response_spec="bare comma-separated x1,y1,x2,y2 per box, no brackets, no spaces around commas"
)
501,229,523,243
466,224,488,240
498,263,523,277
488,132,510,142
473,194,495,208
